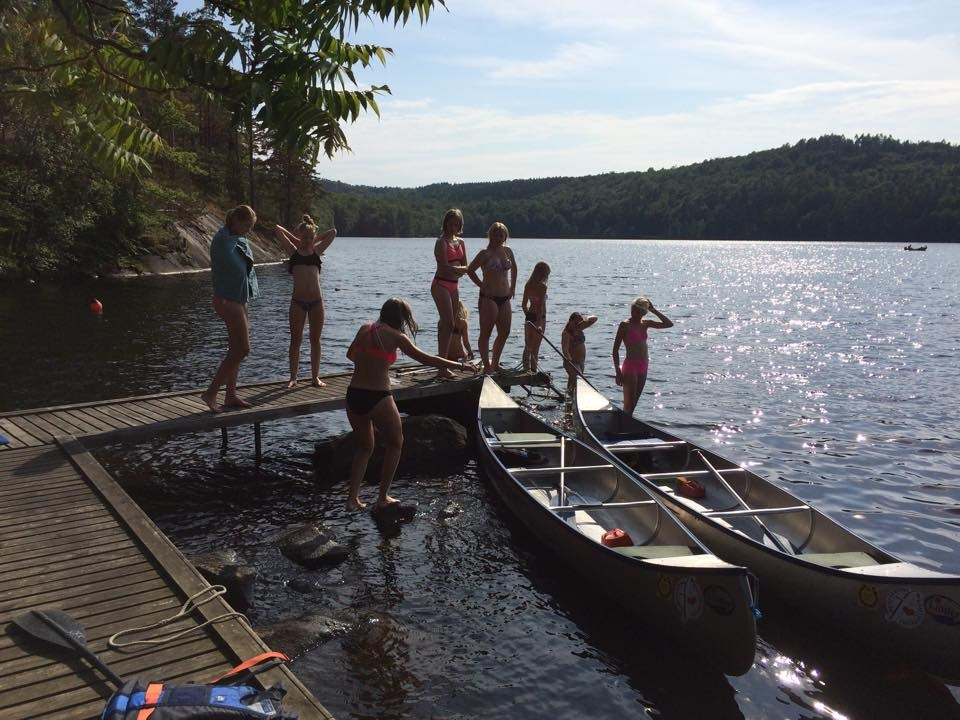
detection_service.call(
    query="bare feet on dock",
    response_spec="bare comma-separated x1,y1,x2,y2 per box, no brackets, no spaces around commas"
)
346,498,367,512
375,495,401,510
223,397,252,409
287,379,298,388
200,390,222,413
312,377,326,388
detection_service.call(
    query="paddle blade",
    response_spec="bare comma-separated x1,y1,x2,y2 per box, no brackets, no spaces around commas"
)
12,609,87,651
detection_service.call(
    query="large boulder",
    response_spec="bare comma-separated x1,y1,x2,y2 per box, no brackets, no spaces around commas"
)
312,413,468,483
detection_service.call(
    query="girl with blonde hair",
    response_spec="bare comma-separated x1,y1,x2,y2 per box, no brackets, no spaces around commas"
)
612,296,674,415
521,261,550,371
466,222,517,374
274,214,337,387
431,208,468,377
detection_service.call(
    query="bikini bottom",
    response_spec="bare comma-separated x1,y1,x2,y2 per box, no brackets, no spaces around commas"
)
432,277,459,293
621,358,650,376
292,298,322,314
480,293,511,308
346,387,393,415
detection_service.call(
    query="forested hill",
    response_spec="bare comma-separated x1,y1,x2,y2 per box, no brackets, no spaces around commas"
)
313,135,960,242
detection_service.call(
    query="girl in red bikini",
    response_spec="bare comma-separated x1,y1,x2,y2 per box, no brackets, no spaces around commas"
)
275,215,337,388
466,222,517,374
431,208,468,377
521,261,550,371
612,296,674,416
345,298,472,512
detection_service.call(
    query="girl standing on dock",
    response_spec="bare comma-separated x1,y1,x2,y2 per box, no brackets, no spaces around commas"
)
521,261,550,371
561,311,598,390
612,296,673,416
466,222,517,374
431,208,468,378
274,215,337,388
202,204,259,413
345,298,473,513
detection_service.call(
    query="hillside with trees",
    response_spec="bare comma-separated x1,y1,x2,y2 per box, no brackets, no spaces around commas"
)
2,3,957,280
314,135,960,243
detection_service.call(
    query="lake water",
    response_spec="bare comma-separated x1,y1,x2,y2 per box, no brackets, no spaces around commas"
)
1,239,958,719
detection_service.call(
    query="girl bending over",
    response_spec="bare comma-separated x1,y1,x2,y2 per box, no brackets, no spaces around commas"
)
443,300,475,361
345,298,474,512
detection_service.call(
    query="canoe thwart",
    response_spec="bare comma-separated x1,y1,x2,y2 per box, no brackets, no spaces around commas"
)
706,505,809,518
641,468,745,480
550,500,658,512
511,464,613,476
614,545,696,559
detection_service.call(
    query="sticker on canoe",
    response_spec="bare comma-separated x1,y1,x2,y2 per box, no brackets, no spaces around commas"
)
884,588,925,628
704,585,735,616
857,584,879,609
657,574,672,599
924,595,960,626
674,577,704,623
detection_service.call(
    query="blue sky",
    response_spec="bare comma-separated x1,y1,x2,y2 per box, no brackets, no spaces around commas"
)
180,1,960,187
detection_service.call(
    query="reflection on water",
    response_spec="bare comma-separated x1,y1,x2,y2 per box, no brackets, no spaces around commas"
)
2,240,959,718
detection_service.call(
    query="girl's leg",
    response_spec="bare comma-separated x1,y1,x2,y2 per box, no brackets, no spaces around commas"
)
308,298,326,386
288,301,306,387
522,323,535,370
490,300,513,371
477,297,497,373
346,409,375,511
622,373,639,416
529,319,546,371
432,284,457,373
203,299,250,411
369,396,404,507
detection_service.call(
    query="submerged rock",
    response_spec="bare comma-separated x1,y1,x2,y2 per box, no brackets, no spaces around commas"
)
312,413,468,483
188,549,257,611
256,613,351,656
278,524,349,569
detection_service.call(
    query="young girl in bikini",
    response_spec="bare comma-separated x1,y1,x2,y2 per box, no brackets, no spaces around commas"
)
431,208,468,377
612,296,674,416
275,215,337,388
521,262,550,371
345,298,474,512
466,222,517,374
561,311,598,390
443,300,475,361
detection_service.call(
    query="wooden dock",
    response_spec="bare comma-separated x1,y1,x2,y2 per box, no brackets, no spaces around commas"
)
0,365,549,718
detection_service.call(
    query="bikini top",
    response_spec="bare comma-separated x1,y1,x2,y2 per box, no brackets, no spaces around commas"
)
626,323,648,343
289,251,322,274
485,252,512,272
444,240,465,264
354,322,397,365
565,328,585,345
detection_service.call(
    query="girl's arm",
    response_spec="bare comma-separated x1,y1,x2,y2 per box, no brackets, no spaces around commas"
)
521,283,531,314
578,314,599,331
396,334,473,372
274,224,299,252
645,304,674,329
314,228,337,255
508,248,518,298
612,322,625,384
466,250,486,288
561,330,572,360
461,321,475,358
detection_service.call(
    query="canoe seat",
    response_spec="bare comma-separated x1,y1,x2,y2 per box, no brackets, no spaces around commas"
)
496,432,559,443
614,546,695,559
801,551,879,569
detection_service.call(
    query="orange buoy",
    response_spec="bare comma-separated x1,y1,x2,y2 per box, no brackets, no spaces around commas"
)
89,298,103,315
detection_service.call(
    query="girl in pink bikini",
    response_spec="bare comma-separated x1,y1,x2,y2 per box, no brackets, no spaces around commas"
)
431,208,468,377
345,298,472,513
612,296,674,416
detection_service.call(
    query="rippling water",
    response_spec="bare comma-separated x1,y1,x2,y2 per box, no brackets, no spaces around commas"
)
1,240,958,719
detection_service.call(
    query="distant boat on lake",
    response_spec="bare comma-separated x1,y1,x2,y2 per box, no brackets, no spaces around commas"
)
904,244,928,251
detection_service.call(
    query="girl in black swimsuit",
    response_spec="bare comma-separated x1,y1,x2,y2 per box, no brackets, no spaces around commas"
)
561,311,598,390
275,215,337,388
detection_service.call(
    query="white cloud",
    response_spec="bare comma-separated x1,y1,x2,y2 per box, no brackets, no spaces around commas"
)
322,78,960,186
463,42,618,81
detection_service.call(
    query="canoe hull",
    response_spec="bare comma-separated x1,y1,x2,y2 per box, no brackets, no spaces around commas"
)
477,380,757,675
572,379,960,683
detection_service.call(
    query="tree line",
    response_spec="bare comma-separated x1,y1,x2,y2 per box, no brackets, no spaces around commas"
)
314,135,960,243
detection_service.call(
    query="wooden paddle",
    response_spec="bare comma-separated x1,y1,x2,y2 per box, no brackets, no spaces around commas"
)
11,609,124,688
